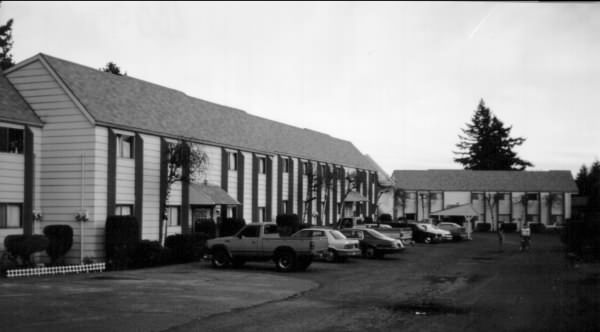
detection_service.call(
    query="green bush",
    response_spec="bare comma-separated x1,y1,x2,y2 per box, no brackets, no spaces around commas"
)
363,216,374,223
219,218,246,237
43,225,73,265
475,223,491,232
105,216,139,270
4,235,49,266
378,214,393,222
276,214,300,236
194,219,216,238
501,223,517,233
165,233,209,263
131,240,173,268
530,223,546,234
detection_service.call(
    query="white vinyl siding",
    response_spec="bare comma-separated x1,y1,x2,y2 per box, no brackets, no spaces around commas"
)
195,144,220,185
271,156,277,221
141,134,160,241
0,150,24,203
243,151,252,221
7,60,100,263
292,158,298,214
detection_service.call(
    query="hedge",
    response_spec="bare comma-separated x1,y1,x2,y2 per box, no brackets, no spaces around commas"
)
4,235,49,266
105,216,139,270
276,214,300,236
165,233,209,263
530,223,546,234
475,223,492,232
43,225,73,265
131,240,173,268
501,223,517,233
378,214,393,222
219,218,246,237
194,219,217,238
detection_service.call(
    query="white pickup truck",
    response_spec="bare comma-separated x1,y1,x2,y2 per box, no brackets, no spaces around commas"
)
206,223,328,272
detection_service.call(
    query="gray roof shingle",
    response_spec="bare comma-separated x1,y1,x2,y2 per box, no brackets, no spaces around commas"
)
0,74,42,126
391,169,578,193
41,54,373,170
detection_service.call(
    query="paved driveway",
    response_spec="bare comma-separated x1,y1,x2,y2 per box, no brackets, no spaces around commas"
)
0,263,317,332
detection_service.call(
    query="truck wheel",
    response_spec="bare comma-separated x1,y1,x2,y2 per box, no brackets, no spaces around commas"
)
275,250,297,272
211,248,231,268
324,249,338,263
424,237,432,244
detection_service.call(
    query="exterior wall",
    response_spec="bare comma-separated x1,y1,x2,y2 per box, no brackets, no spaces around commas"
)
292,157,299,214
271,156,277,221
7,59,99,263
140,134,160,241
243,151,252,222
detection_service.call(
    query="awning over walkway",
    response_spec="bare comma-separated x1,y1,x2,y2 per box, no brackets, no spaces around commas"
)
430,203,480,217
344,191,368,202
189,183,241,205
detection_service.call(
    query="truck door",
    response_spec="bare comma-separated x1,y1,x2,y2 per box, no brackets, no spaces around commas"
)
229,224,260,257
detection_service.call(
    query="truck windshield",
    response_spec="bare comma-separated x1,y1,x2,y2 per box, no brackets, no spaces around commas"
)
239,225,260,238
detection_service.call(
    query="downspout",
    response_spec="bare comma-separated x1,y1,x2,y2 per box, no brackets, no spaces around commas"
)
80,153,86,265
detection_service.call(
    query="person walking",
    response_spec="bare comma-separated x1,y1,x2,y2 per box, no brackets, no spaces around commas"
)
497,222,504,252
520,222,531,252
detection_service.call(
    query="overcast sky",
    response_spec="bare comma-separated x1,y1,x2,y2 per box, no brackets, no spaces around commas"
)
2,2,599,176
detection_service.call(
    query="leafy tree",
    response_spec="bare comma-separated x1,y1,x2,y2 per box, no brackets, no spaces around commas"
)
454,99,532,170
100,61,126,76
575,160,600,210
0,1,15,71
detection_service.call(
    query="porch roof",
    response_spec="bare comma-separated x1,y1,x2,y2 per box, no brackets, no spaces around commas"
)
189,183,240,206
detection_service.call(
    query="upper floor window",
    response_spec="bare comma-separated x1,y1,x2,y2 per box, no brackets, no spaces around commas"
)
166,206,180,226
303,162,310,175
115,204,133,216
526,193,539,201
0,127,24,154
258,157,266,174
228,152,238,171
116,134,134,159
0,203,22,228
283,158,290,173
471,193,483,201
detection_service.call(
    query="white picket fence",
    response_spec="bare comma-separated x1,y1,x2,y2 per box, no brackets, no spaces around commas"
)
6,263,106,278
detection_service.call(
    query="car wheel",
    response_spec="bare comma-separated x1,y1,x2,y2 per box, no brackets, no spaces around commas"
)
211,248,231,268
324,249,338,263
366,247,377,259
275,250,297,272
424,237,432,244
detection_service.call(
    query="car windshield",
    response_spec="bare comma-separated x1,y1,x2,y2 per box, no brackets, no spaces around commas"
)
365,229,389,240
329,230,346,240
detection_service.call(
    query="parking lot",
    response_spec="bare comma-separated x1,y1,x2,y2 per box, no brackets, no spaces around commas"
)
1,232,598,332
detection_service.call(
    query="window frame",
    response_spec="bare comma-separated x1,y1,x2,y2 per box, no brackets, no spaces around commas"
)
115,204,133,216
228,151,238,171
0,126,24,154
116,134,134,159
166,205,181,226
258,157,267,174
0,203,23,228
283,158,290,173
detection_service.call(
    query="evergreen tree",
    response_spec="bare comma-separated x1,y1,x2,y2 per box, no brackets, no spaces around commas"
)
100,61,126,76
454,99,533,170
577,161,600,210
0,1,15,71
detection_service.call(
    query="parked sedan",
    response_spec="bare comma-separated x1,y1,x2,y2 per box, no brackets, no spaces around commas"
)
396,223,449,244
292,228,361,262
437,222,469,241
340,228,404,259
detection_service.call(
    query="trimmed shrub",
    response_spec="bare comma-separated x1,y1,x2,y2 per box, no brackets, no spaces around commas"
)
276,214,300,236
105,216,140,270
219,218,246,237
165,233,209,263
194,219,217,238
501,223,517,233
131,240,173,268
4,235,49,266
530,223,546,234
378,214,393,223
475,223,491,232
43,225,74,265
363,216,374,224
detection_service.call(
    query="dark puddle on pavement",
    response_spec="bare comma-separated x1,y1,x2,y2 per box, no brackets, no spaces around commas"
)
386,301,469,316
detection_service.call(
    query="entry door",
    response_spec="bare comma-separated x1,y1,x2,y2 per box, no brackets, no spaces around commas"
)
192,206,214,233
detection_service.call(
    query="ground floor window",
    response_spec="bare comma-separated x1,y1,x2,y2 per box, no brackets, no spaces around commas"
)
0,203,22,228
526,214,539,223
115,205,133,216
498,214,511,223
550,215,564,225
405,213,416,221
282,200,288,214
166,206,180,226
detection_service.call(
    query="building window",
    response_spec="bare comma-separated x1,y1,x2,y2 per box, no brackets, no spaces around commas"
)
258,207,266,222
471,193,483,201
550,215,563,225
0,203,22,228
405,213,416,221
526,214,539,222
228,152,237,171
116,134,134,159
0,127,24,154
115,205,133,216
282,158,290,173
526,193,539,201
429,193,439,200
258,157,266,174
497,193,508,201
166,206,180,226
498,214,511,223
303,162,310,175
282,200,288,214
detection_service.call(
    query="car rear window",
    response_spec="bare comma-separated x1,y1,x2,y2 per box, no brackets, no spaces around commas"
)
329,230,346,240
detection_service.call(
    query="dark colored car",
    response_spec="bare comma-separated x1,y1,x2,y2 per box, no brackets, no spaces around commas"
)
437,222,468,241
394,223,444,244
340,228,404,259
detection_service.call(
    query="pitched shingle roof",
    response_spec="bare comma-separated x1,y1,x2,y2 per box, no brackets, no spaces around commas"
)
0,74,42,126
391,170,578,193
40,54,374,170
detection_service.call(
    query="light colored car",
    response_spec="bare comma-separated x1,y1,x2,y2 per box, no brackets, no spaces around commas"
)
356,224,393,229
292,228,361,262
340,228,405,259
418,223,453,242
437,222,468,241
